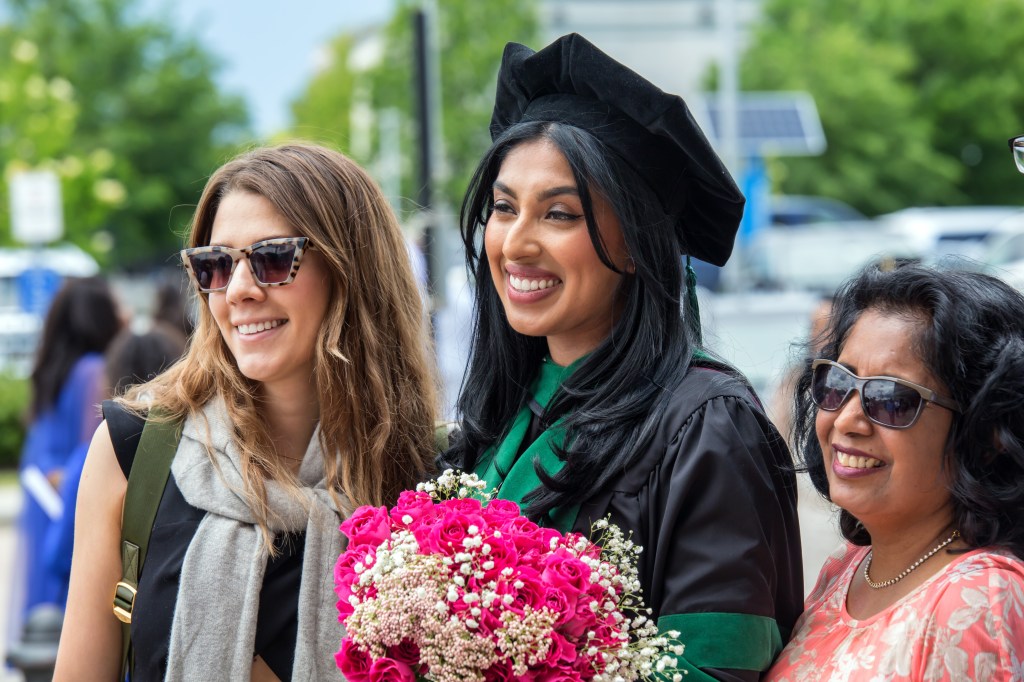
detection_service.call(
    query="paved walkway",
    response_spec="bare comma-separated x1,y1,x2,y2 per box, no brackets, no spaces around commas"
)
796,472,842,590
1,483,23,681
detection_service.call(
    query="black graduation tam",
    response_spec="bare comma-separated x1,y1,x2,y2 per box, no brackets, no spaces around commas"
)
491,33,744,267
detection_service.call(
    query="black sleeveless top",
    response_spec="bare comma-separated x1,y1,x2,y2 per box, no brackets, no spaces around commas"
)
105,403,304,681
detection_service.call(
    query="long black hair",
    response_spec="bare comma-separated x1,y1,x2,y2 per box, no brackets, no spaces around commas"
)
30,276,121,418
450,120,701,519
794,263,1024,559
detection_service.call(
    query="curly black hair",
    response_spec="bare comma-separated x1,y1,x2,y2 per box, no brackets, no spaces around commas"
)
793,262,1024,559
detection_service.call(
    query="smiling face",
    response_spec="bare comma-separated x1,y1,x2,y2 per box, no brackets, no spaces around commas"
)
206,191,331,397
484,138,629,365
816,308,956,534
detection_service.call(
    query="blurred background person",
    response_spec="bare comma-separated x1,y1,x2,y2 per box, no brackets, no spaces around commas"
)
766,264,1024,680
42,323,187,601
150,279,195,339
13,277,121,623
767,295,833,444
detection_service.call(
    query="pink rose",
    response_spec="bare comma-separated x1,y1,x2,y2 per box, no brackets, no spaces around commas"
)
541,585,572,624
339,505,393,548
476,601,505,636
500,516,545,557
386,639,421,670
499,515,539,535
559,599,597,640
389,490,437,529
368,657,416,682
334,546,375,617
477,534,518,581
443,496,484,515
335,638,372,681
541,550,591,609
482,658,515,681
482,498,522,520
521,663,579,681
542,631,579,667
536,527,564,551
501,566,547,615
425,511,486,554
558,580,606,640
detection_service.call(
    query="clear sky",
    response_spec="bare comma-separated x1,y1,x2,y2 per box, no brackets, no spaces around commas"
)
151,0,394,136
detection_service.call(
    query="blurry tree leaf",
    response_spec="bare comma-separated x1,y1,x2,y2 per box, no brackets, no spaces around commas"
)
1,0,250,268
289,0,539,217
740,0,1024,213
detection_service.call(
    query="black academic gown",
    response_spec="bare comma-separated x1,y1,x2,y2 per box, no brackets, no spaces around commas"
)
477,364,804,681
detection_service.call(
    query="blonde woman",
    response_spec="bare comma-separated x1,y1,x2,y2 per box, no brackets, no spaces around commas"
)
54,144,439,681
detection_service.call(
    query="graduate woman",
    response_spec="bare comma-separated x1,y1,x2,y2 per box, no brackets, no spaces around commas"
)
447,35,803,681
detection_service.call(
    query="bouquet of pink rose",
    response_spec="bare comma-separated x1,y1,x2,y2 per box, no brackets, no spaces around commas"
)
333,470,684,682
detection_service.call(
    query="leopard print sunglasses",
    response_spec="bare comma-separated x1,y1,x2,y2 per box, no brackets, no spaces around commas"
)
180,237,315,293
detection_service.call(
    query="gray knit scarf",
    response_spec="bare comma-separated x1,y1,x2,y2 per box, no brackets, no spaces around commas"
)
165,398,346,681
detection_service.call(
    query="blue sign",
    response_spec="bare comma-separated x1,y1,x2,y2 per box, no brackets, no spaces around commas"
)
17,267,62,315
738,156,769,245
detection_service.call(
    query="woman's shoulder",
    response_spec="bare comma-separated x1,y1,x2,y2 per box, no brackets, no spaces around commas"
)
900,548,1024,675
929,547,1024,603
804,542,867,607
607,363,788,492
656,363,769,434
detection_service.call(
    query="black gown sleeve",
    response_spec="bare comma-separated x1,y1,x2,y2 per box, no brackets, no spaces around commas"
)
654,395,802,680
581,388,803,682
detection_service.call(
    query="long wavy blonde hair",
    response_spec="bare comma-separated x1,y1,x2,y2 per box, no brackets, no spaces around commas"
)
122,143,439,531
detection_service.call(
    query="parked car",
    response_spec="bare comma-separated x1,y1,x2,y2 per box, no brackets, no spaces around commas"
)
0,244,99,375
744,218,919,292
876,206,1024,265
973,219,1024,291
769,195,867,227
741,195,914,292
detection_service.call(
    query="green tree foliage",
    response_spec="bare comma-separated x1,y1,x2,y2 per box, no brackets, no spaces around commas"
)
0,33,123,253
740,0,1024,214
290,0,539,215
0,373,28,469
1,0,250,267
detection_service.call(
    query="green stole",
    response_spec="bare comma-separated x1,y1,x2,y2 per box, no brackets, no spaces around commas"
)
474,356,581,531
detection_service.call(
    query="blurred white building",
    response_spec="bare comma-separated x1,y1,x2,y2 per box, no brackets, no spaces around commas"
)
541,0,763,100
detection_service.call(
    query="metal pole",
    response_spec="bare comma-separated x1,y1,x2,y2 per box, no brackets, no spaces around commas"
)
378,108,402,213
412,8,435,313
717,0,746,291
718,0,741,177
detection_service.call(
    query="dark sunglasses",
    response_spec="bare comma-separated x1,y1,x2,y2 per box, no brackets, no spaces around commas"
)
810,359,960,429
181,237,314,293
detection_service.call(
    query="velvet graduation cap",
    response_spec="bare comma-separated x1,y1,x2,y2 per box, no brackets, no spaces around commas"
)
490,33,744,267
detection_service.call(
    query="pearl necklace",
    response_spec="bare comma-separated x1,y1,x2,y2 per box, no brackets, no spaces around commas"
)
863,529,960,589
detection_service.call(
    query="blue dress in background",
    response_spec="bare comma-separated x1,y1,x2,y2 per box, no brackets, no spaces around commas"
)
16,353,105,614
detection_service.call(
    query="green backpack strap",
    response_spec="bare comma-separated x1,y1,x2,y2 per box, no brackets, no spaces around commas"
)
112,411,183,679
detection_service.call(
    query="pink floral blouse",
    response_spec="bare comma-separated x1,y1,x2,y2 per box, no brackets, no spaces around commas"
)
765,542,1024,681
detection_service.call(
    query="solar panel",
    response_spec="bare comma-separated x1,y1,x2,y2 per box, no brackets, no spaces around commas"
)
701,91,826,157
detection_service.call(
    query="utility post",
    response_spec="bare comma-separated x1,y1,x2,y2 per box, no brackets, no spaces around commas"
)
412,6,437,334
